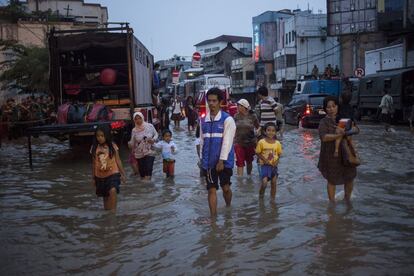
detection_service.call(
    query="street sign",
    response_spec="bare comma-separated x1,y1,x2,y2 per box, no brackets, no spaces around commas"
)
192,51,201,68
354,67,365,78
192,52,201,61
172,69,179,84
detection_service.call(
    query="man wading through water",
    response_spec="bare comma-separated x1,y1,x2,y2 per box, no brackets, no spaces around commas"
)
199,88,236,217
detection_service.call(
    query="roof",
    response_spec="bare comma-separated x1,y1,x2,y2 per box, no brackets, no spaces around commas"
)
363,67,414,78
195,35,252,47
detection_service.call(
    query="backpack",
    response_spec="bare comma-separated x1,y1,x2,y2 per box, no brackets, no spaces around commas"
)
67,104,88,123
57,103,73,124
86,104,113,122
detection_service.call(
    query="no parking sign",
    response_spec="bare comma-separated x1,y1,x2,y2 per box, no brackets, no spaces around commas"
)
354,67,365,78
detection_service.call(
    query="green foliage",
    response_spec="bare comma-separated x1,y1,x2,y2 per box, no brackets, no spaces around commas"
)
0,42,49,93
0,1,29,22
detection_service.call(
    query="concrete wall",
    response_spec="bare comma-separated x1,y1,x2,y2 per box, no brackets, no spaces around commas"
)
365,44,404,75
339,32,386,77
296,36,340,76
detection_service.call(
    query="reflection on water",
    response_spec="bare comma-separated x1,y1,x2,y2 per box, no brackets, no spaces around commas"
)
0,124,414,274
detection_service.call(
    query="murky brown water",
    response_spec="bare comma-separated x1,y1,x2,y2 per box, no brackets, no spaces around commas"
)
1,123,414,275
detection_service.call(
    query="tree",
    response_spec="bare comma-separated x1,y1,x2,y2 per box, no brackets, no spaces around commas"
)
0,1,28,22
0,41,49,93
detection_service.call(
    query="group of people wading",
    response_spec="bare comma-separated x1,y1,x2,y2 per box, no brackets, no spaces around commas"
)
91,86,359,219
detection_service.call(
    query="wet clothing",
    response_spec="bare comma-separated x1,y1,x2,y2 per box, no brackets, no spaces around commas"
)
258,96,281,127
154,140,177,160
163,159,175,177
200,110,236,170
318,116,357,185
379,94,394,115
234,112,259,147
171,100,183,121
261,165,278,179
129,123,158,159
159,105,170,131
185,101,197,128
92,143,120,179
95,173,121,197
136,155,155,178
255,139,282,166
205,167,233,191
234,144,256,167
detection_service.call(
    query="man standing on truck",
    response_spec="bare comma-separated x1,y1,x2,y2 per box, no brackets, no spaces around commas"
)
379,89,395,132
200,88,236,217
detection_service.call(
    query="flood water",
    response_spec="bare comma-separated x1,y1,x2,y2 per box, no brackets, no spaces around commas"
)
1,123,414,275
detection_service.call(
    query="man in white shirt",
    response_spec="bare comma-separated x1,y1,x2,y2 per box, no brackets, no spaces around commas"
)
379,89,394,132
199,88,236,217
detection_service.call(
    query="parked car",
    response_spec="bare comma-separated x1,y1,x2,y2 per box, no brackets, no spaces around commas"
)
283,94,328,128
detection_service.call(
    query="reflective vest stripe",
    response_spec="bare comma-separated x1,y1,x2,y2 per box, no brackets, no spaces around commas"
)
202,133,223,138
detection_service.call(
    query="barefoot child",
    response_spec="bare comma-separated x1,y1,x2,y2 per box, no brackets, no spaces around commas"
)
154,129,177,177
91,124,126,210
255,122,282,200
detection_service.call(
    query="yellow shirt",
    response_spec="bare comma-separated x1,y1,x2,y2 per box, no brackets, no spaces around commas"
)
255,139,283,166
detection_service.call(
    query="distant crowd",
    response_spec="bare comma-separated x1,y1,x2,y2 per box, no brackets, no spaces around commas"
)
0,95,56,140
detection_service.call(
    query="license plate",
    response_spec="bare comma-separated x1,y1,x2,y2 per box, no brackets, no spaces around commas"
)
318,110,326,115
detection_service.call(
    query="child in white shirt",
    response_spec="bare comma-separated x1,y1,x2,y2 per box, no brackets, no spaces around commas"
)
154,129,177,177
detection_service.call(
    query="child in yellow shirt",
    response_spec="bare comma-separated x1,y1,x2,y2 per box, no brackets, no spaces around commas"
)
255,122,282,200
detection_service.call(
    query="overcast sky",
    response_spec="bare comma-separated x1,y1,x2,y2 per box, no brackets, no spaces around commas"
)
89,0,326,61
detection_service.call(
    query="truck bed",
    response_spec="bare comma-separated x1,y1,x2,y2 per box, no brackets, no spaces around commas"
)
27,122,111,136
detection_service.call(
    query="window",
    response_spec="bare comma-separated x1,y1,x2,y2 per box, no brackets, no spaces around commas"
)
366,80,373,89
350,0,356,10
286,54,296,67
246,71,255,80
292,31,295,41
286,33,288,44
384,79,392,89
289,32,291,43
297,99,307,106
212,47,220,51
309,96,325,106
204,48,211,53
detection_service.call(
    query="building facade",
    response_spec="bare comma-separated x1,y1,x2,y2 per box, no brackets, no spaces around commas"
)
156,59,192,97
252,10,293,95
274,10,340,102
231,57,255,94
202,43,249,76
23,0,108,25
327,0,388,77
195,35,252,57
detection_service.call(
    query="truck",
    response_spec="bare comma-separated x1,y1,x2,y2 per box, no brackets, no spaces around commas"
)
25,25,158,167
30,25,157,144
294,79,342,98
358,67,414,121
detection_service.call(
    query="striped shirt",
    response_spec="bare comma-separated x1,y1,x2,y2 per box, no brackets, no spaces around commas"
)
259,96,278,126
